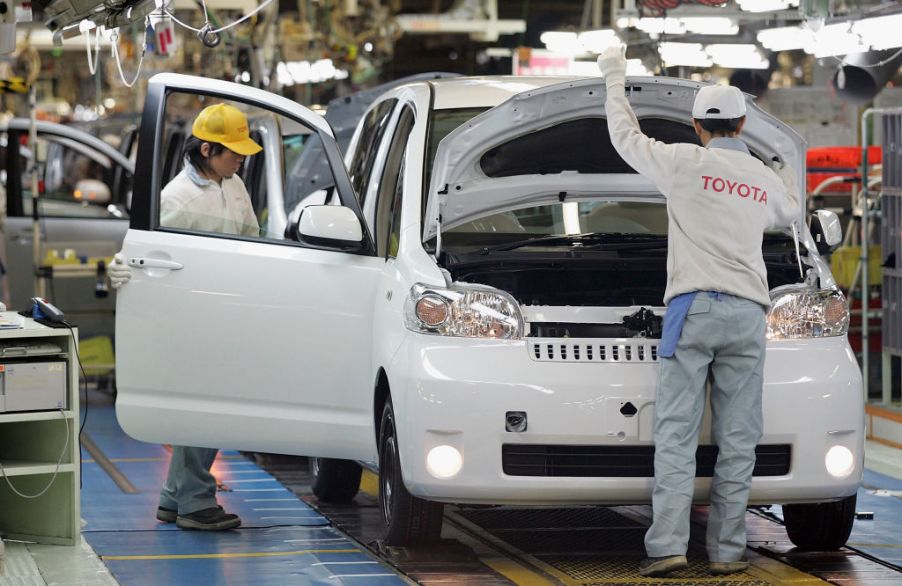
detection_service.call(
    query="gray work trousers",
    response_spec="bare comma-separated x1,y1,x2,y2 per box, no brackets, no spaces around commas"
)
644,293,766,562
159,446,219,516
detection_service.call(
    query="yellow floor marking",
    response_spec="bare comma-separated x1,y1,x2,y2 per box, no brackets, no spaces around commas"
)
478,556,562,585
360,469,379,496
744,551,832,584
103,548,361,561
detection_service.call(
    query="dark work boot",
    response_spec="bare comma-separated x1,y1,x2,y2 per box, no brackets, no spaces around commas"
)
176,507,241,531
156,506,177,523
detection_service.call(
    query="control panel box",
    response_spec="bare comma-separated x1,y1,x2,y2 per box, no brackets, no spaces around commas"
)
0,359,68,412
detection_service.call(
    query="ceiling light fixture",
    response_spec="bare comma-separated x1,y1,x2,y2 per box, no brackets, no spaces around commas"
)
705,44,769,69
851,13,902,50
737,0,799,12
577,29,621,53
679,17,739,35
658,42,712,67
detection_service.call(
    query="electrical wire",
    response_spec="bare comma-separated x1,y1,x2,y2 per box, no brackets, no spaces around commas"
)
84,27,101,75
62,320,88,490
0,409,70,499
833,45,902,68
110,21,148,88
165,0,274,35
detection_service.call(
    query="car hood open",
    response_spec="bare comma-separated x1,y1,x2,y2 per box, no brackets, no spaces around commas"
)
424,76,806,242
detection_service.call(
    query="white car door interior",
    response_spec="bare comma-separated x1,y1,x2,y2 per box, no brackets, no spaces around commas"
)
116,74,383,461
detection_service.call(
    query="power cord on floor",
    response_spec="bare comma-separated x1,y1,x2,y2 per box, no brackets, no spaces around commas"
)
62,320,88,489
0,408,70,499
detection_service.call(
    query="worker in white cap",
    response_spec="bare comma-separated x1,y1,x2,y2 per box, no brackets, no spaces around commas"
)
597,47,801,577
108,103,262,531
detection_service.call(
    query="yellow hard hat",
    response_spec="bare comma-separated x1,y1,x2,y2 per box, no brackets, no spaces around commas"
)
191,104,262,156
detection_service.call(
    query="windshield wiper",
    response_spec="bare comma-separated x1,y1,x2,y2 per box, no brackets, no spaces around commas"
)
478,233,608,254
478,233,666,255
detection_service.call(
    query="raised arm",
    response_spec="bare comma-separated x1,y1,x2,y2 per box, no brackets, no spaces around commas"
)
597,46,678,195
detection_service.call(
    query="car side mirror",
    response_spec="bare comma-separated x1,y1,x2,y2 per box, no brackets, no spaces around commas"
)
297,205,363,248
810,209,842,256
74,179,112,205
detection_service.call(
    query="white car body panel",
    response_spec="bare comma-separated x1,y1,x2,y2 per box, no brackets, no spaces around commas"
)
115,74,863,509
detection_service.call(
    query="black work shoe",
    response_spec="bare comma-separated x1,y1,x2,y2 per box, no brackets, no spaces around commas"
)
176,507,241,531
638,555,688,577
709,558,750,575
156,506,177,523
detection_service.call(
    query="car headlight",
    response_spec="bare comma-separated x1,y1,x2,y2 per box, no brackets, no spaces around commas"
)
766,288,849,339
404,283,523,339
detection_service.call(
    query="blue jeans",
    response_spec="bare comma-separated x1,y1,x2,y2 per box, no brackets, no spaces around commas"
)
644,292,766,562
159,446,219,516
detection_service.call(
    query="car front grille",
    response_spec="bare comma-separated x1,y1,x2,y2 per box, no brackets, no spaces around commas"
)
502,444,791,477
527,339,659,363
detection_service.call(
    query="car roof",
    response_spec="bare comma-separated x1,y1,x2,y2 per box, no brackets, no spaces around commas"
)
427,76,584,110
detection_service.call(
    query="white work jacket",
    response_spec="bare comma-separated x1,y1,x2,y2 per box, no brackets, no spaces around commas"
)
604,85,801,307
160,162,259,238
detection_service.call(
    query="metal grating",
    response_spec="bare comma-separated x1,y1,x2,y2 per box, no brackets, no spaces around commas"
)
459,506,644,530
548,556,768,584
529,339,659,363
502,444,791,477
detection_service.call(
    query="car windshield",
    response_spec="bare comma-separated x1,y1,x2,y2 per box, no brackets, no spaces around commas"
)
422,107,487,215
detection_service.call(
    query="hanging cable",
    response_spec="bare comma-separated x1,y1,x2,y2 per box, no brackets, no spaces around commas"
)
110,20,148,88
165,0,274,35
0,409,70,499
833,46,902,68
84,26,101,75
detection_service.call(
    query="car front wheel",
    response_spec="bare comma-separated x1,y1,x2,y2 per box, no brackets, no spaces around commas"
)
783,494,857,550
379,398,444,546
309,457,362,503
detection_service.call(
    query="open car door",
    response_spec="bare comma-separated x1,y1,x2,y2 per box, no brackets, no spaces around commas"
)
115,74,382,461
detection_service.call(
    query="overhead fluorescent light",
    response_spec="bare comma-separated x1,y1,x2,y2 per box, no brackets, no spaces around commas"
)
540,31,584,55
679,17,738,36
658,42,712,67
706,44,769,69
851,13,902,50
577,29,621,53
803,22,868,57
636,17,685,36
737,0,798,12
757,25,809,51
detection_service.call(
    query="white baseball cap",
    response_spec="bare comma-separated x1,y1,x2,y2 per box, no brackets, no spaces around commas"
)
691,85,747,120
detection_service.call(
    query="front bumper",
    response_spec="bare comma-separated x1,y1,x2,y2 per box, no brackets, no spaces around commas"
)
390,335,864,505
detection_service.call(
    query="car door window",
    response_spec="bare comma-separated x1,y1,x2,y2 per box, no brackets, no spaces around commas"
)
373,106,414,258
18,135,131,219
348,99,396,208
157,93,335,243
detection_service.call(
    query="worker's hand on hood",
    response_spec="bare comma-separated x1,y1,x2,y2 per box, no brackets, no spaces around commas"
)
109,253,132,289
597,45,627,87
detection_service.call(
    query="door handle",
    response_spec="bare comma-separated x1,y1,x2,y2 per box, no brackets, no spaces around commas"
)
128,257,184,270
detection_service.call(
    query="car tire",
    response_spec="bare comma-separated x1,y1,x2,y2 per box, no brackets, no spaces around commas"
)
783,494,857,551
309,457,362,503
379,398,444,546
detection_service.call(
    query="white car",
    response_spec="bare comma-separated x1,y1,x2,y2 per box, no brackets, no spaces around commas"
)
116,73,863,550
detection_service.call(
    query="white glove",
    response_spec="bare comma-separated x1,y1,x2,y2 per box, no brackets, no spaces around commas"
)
597,45,627,86
108,253,132,289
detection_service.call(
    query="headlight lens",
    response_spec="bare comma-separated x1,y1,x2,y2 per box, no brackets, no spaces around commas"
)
405,283,523,339
766,288,849,339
